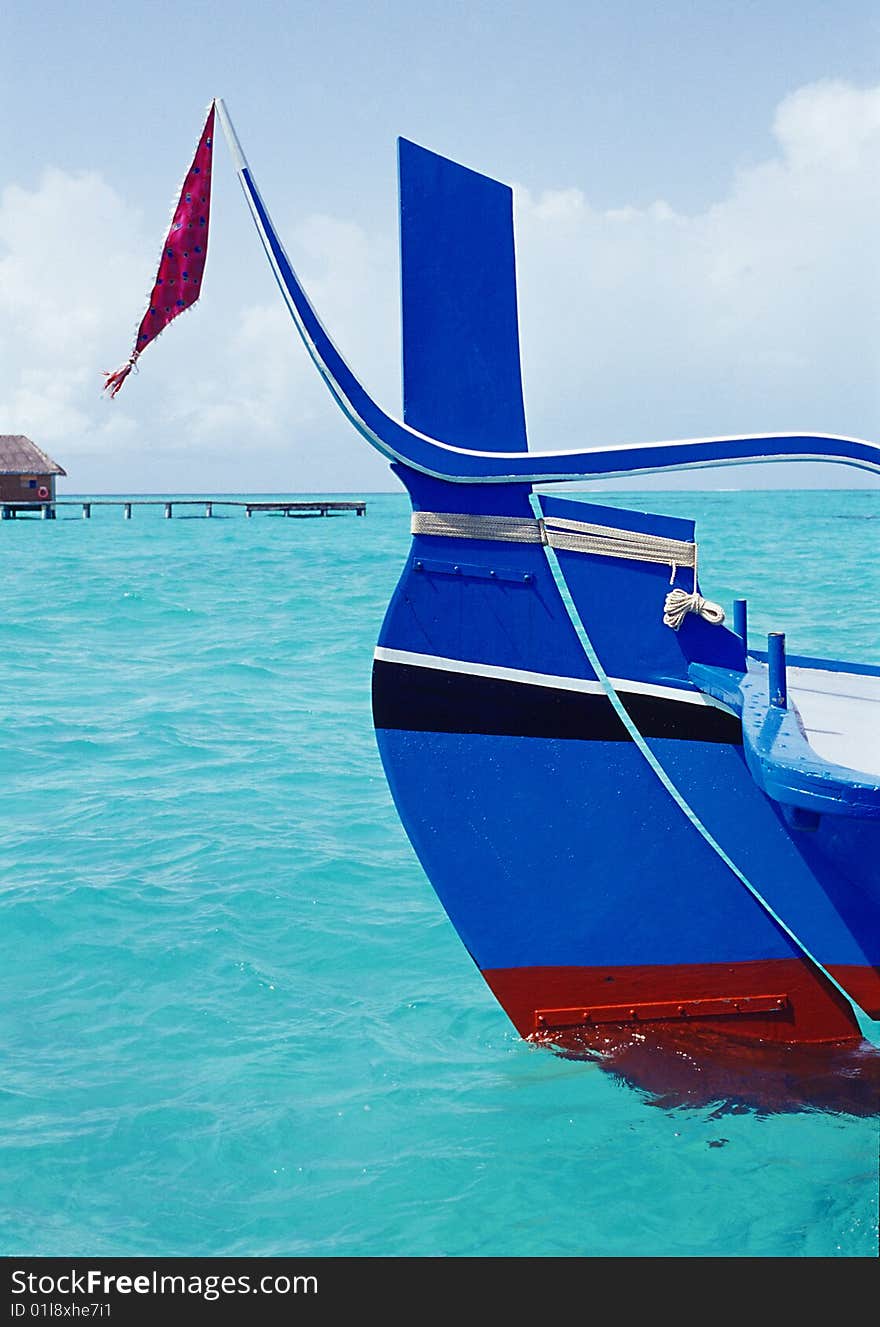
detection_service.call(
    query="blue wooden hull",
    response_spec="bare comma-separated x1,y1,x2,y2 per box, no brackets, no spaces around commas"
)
215,99,880,1052
372,475,880,1046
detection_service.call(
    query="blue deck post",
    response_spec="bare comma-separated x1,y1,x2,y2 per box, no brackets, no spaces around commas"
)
733,598,748,649
124,503,132,519
768,632,787,708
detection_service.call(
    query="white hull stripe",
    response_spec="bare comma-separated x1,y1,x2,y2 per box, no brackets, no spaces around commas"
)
373,647,737,714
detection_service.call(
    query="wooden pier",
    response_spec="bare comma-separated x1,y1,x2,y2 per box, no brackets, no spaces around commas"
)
1,499,366,521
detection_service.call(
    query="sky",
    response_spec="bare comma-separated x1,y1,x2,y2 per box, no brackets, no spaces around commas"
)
1,0,879,493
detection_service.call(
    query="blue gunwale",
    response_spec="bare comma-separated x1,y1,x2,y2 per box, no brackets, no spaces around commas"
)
689,662,880,818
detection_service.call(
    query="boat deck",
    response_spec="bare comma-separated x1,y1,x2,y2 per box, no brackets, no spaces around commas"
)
785,663,880,777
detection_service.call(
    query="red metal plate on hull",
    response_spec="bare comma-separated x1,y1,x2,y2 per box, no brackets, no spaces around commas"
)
484,959,862,1046
535,992,790,1031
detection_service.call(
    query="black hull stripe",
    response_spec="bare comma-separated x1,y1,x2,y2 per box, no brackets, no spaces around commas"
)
620,690,743,743
372,660,743,744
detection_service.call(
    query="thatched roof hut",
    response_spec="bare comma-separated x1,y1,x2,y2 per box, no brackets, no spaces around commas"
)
0,435,66,505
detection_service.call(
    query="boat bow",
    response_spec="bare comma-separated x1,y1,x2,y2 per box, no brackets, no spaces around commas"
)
215,98,880,1063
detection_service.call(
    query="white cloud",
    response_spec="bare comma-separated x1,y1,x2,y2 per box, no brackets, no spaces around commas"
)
514,78,880,455
0,166,397,488
772,79,880,172
0,169,148,449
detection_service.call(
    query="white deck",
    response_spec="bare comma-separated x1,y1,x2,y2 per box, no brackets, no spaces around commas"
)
785,664,880,778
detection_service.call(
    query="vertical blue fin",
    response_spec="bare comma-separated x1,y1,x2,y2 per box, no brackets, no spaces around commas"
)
398,138,528,452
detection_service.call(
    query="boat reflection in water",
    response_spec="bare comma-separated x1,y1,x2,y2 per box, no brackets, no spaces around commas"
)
542,1023,880,1116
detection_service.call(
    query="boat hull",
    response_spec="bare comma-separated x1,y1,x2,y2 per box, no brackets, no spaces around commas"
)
374,716,867,1047
372,478,879,1051
215,104,880,1063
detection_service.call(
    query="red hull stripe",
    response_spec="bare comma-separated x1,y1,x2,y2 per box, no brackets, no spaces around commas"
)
827,965,880,1019
483,959,868,1046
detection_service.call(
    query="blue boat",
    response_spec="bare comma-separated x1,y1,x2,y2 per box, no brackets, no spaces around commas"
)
216,101,880,1061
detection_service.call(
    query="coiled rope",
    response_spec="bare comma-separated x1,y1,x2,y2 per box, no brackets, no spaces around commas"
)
663,587,726,631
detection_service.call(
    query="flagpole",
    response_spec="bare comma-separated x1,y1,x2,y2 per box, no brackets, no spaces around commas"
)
215,99,248,174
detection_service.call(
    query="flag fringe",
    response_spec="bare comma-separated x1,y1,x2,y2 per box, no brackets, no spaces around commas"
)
103,355,139,399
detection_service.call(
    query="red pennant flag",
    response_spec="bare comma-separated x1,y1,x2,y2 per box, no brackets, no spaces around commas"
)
104,103,215,397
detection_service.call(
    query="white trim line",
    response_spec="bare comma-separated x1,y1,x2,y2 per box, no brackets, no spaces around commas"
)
607,676,735,712
373,646,737,713
374,646,604,694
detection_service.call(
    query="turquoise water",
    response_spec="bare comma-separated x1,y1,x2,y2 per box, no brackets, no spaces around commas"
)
0,489,877,1258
